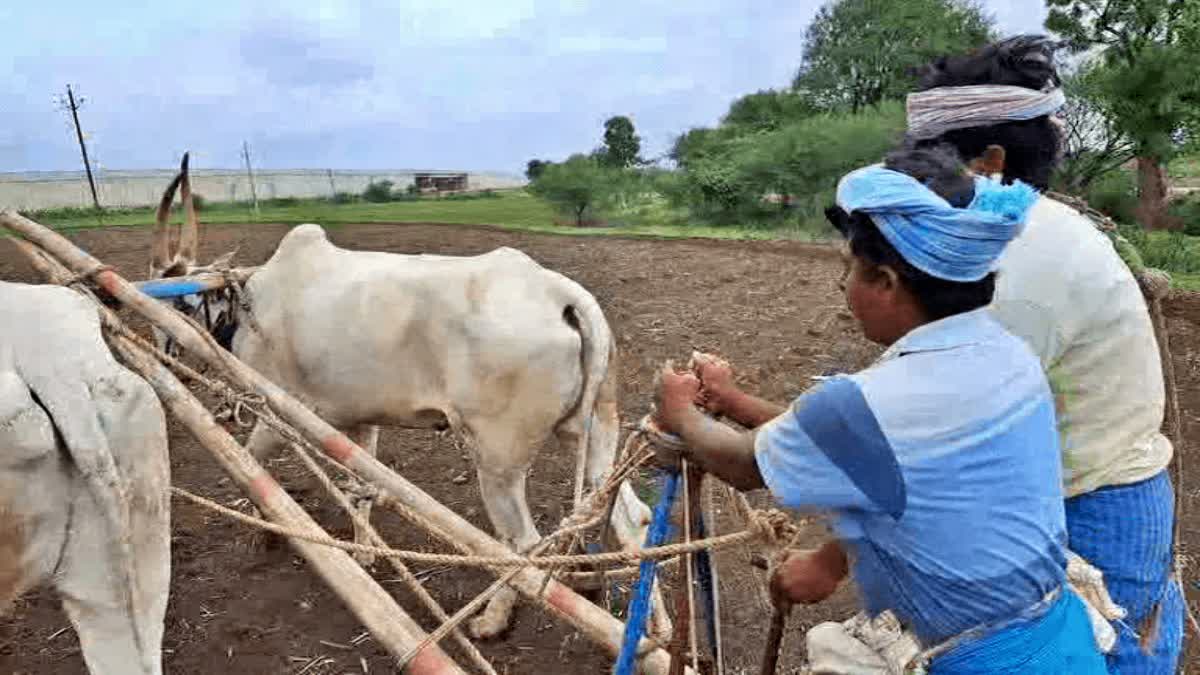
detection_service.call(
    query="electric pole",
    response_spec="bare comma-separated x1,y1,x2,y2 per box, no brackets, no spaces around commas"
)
241,140,260,215
63,85,101,210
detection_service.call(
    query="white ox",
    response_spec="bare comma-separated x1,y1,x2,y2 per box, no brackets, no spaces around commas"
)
1,281,170,674
145,160,660,639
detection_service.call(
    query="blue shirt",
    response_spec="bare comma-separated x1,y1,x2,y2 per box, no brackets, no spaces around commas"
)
755,309,1068,644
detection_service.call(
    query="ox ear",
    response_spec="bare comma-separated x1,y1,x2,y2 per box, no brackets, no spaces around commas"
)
177,152,199,265
969,145,1006,180
151,165,183,276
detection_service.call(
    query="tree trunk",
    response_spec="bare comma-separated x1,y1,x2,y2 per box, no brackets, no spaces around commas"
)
1136,156,1173,230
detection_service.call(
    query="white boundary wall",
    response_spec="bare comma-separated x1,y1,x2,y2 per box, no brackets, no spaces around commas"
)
0,169,526,211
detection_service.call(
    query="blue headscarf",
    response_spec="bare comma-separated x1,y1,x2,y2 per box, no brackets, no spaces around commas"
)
836,165,1041,282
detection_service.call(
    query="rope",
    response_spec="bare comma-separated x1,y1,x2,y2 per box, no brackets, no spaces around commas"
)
170,479,783,570
283,440,497,675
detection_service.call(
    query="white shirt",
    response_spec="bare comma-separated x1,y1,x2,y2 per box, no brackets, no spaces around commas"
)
990,196,1172,497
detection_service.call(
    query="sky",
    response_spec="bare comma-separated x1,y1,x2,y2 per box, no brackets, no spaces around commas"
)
0,0,1049,175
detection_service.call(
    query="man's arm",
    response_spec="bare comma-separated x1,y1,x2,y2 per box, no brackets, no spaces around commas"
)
718,389,787,429
668,405,765,491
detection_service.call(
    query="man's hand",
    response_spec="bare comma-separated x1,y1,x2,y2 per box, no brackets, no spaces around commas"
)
653,361,701,435
691,351,737,416
768,542,849,607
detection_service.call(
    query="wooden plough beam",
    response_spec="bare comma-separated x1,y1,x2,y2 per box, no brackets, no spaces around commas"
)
0,211,689,675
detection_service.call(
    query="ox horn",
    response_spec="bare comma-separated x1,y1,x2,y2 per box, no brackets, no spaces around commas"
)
177,152,199,264
151,159,184,275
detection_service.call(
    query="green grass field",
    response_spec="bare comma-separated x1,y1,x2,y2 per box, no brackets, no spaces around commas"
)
20,188,1200,290
25,190,817,242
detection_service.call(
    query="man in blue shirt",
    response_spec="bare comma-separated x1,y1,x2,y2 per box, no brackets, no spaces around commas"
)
652,146,1106,672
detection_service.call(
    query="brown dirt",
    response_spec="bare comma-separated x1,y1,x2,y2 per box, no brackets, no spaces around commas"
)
0,221,1195,674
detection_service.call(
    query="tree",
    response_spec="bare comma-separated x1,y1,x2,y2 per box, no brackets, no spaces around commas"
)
680,103,907,223
598,116,641,168
794,0,994,113
525,159,550,181
529,154,618,226
722,89,820,131
669,126,738,170
1047,0,1200,229
1053,61,1136,194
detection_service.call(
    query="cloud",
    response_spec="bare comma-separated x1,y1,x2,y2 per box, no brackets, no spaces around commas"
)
556,35,669,54
239,22,373,88
2,0,1055,173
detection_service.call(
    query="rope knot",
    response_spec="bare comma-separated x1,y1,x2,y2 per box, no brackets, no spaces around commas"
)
214,390,266,427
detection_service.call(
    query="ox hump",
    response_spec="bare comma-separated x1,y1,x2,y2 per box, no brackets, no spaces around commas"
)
271,223,335,261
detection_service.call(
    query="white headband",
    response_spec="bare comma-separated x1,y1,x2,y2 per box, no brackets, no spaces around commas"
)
906,85,1067,140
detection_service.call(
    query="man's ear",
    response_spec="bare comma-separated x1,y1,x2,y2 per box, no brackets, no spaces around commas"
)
875,264,902,293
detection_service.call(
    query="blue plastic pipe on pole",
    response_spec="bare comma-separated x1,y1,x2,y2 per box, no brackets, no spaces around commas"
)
614,469,681,675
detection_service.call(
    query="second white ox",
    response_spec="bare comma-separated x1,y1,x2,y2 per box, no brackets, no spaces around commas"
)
236,225,656,637
235,224,656,636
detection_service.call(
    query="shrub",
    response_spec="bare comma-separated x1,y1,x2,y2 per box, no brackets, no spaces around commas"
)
1085,169,1138,224
363,180,396,203
529,155,624,226
331,191,358,204
263,196,299,207
1168,195,1200,235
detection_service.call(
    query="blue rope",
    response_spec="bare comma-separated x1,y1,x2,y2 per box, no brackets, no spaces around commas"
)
614,469,681,675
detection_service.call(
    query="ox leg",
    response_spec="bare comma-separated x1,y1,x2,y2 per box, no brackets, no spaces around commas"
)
242,420,288,554
556,419,672,643
468,438,541,640
55,489,167,675
0,371,70,614
345,424,380,567
54,371,171,675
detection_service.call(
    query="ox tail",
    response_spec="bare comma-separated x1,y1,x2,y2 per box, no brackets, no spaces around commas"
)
547,271,617,508
22,375,150,671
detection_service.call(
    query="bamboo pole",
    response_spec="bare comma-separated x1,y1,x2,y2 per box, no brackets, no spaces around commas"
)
12,237,465,675
133,268,258,299
0,211,685,675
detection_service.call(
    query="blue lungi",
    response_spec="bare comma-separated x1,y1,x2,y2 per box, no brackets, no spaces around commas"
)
930,589,1107,674
1066,469,1184,674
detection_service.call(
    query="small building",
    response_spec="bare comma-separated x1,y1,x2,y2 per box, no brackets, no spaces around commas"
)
414,172,469,193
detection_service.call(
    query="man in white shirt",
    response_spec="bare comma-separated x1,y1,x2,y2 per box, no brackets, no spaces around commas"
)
904,35,1183,673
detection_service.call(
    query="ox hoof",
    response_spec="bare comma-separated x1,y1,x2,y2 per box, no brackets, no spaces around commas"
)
352,550,378,569
467,609,512,640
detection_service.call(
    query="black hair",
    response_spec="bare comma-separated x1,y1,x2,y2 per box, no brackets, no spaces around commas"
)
911,35,1065,190
826,145,995,321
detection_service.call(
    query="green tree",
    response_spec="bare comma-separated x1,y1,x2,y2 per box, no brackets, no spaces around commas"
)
681,103,906,223
525,159,550,181
598,116,642,168
794,0,994,113
1053,61,1136,194
722,89,820,131
529,154,618,226
1047,0,1200,229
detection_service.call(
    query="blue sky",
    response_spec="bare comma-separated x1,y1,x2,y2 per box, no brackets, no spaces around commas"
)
0,0,1048,174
